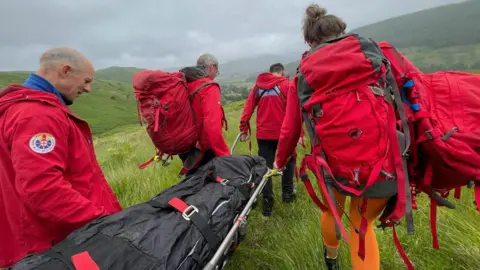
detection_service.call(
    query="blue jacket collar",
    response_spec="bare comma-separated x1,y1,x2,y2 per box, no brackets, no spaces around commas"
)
23,73,72,105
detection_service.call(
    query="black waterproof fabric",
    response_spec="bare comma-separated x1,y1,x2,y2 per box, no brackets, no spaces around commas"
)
11,155,268,270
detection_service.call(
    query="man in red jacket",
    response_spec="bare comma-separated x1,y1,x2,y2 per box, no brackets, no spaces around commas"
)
239,63,296,216
0,47,122,268
178,53,230,175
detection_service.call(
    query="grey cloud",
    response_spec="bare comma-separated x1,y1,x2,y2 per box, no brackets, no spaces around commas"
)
0,0,465,71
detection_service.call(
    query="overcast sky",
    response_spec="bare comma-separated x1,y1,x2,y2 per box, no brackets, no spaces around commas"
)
0,0,464,71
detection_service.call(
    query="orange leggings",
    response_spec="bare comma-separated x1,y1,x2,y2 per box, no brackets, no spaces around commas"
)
320,188,389,270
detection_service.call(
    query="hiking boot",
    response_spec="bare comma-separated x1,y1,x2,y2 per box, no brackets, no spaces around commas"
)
262,196,274,216
282,192,297,203
323,245,340,270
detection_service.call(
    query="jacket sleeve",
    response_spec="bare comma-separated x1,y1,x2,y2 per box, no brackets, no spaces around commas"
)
200,84,231,156
10,114,107,232
275,78,303,168
239,85,257,134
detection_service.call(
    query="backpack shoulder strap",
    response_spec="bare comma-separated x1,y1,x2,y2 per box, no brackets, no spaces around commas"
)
273,85,287,106
189,82,218,98
254,86,268,106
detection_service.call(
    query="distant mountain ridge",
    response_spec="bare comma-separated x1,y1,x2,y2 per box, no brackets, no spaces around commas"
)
95,53,300,84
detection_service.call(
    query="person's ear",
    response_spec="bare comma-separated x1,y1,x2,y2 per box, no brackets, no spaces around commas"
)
59,64,72,78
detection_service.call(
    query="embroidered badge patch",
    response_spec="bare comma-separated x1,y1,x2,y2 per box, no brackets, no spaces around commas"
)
29,133,56,154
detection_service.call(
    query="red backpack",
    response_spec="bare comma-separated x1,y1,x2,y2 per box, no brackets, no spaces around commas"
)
132,70,215,173
297,34,414,268
378,41,480,249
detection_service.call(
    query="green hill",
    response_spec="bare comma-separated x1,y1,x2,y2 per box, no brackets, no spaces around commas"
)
95,66,144,84
281,0,480,76
351,0,480,49
0,72,138,135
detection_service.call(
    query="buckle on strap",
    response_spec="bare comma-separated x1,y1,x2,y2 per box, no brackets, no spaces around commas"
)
182,205,199,221
216,176,229,185
425,130,433,140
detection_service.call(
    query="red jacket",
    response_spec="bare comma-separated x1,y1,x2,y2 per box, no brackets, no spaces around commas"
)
275,75,304,168
239,73,289,140
0,85,122,267
187,77,230,157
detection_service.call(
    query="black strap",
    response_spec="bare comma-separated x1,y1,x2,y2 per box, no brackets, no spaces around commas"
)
43,248,75,270
163,196,221,250
273,85,287,105
189,82,217,98
217,178,251,199
188,210,220,249
254,85,287,107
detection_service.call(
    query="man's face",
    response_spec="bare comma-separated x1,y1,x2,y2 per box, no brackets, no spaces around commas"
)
208,63,219,80
56,62,94,102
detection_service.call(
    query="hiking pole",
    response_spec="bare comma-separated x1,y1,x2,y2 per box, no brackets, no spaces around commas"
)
230,133,242,154
203,168,281,270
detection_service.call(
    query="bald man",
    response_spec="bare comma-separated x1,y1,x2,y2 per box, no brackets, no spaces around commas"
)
0,47,122,267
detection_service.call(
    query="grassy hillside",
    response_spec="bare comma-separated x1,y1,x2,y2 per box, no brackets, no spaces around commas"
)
351,0,480,49
95,66,144,84
92,101,480,269
0,72,138,135
280,0,480,78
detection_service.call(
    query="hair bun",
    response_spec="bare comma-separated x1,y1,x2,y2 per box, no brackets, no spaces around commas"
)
306,4,327,20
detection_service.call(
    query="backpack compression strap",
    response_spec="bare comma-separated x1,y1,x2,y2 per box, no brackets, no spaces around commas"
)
168,197,220,250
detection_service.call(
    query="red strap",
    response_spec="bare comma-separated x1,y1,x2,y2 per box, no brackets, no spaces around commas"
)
386,102,408,221
301,155,350,242
136,101,143,127
71,251,99,270
392,226,415,270
454,187,461,200
430,199,440,249
424,163,433,186
154,107,161,132
475,183,480,214
314,156,383,197
411,185,418,210
179,151,205,176
357,198,368,261
179,167,189,176
139,156,155,169
301,176,329,212
168,197,189,212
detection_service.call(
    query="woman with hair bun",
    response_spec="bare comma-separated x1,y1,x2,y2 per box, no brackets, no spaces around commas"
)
275,4,413,270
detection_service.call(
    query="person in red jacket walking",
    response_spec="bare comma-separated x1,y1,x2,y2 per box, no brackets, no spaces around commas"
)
0,47,122,268
178,53,230,175
239,63,296,216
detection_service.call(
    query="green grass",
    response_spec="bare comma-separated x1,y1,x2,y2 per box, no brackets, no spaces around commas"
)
95,66,144,84
93,101,480,270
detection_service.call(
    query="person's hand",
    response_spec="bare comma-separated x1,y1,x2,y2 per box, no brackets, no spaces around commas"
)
240,132,250,142
273,161,285,172
297,136,304,146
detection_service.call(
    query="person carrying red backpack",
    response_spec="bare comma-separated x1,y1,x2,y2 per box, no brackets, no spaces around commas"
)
133,53,230,176
177,54,230,173
275,4,413,270
239,63,296,216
